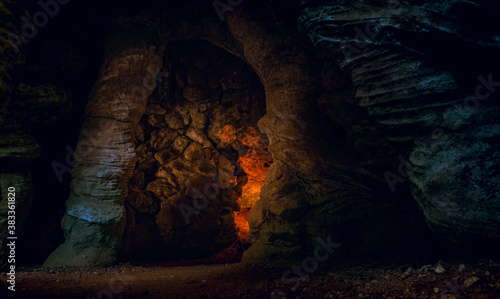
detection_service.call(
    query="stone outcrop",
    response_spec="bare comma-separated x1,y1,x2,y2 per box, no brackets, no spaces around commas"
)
43,21,164,267
1,0,498,268
0,0,27,125
409,105,500,244
122,40,267,259
0,0,73,270
296,0,500,249
46,0,500,265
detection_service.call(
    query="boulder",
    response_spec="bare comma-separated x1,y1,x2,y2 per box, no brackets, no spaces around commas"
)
410,106,500,245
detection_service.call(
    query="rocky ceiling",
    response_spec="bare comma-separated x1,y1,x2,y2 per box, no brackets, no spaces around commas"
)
0,0,499,269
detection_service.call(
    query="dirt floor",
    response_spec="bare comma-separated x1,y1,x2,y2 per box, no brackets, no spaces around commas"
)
2,257,500,298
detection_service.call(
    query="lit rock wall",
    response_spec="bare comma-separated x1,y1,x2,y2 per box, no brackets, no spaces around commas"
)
122,41,267,259
43,21,164,267
36,0,500,266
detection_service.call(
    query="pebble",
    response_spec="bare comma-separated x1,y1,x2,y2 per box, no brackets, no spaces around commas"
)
435,264,446,274
463,277,479,288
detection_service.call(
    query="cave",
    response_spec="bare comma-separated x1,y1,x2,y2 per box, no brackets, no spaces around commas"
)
1,0,500,297
120,39,271,262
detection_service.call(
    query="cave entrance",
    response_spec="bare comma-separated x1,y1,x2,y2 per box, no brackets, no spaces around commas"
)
122,40,271,263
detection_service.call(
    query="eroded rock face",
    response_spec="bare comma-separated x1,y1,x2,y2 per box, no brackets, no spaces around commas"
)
0,0,492,268
409,106,500,244
122,41,267,259
50,0,500,265
43,22,164,267
0,0,26,125
296,0,500,248
0,1,73,269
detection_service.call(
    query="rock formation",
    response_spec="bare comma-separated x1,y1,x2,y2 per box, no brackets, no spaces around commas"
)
0,0,498,268
122,40,268,259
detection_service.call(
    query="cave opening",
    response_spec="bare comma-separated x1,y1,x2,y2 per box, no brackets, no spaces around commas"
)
3,0,500,297
121,40,271,263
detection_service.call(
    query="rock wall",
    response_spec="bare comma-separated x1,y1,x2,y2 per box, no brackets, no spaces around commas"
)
46,0,500,265
295,0,500,248
122,40,268,259
43,20,164,267
0,1,71,271
1,0,498,268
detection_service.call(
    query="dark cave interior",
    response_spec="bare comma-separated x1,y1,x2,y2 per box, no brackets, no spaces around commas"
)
1,0,500,298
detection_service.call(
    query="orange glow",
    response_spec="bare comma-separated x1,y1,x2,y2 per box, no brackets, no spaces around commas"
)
217,125,238,144
217,125,272,208
234,207,251,240
215,125,271,253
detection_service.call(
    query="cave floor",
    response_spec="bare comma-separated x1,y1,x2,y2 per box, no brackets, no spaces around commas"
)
6,258,500,298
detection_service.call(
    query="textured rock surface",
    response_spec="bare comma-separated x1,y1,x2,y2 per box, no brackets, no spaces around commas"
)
47,0,500,265
213,3,420,261
296,0,500,249
0,0,76,269
0,0,495,267
122,41,267,259
0,0,28,125
409,106,500,244
0,128,40,164
44,21,164,267
0,5,74,269
10,82,71,124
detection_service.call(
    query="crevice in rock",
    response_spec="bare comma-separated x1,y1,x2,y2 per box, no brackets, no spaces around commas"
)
122,40,270,262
